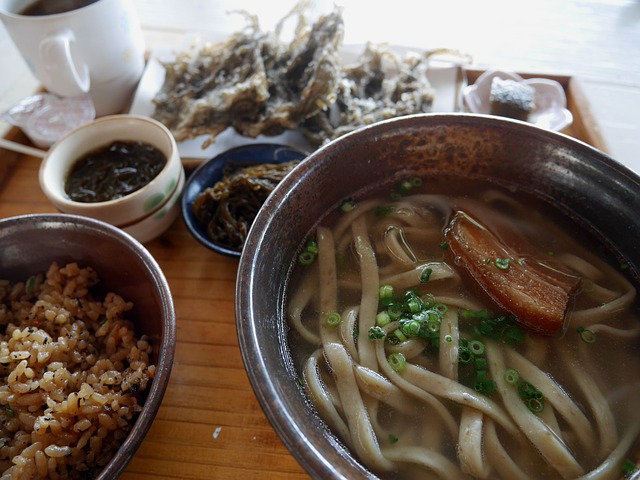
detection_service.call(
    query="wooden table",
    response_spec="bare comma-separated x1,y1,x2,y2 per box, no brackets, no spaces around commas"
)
0,138,308,479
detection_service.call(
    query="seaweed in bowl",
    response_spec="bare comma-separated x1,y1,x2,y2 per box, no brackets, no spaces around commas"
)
182,143,307,257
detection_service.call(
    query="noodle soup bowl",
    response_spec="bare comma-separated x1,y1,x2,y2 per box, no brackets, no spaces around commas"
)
236,113,640,479
39,114,185,243
0,213,176,479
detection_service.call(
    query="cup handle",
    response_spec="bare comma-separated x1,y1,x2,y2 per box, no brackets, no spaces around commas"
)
39,29,90,97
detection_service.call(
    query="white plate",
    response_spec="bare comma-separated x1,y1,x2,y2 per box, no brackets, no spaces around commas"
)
462,70,573,131
129,41,467,161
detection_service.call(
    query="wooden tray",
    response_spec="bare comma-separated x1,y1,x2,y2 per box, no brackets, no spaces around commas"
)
465,69,609,154
0,72,609,479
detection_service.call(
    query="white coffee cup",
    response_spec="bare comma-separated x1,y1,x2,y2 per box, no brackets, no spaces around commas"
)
0,0,145,116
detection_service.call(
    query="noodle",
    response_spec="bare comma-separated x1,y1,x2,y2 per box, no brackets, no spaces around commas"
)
287,185,640,479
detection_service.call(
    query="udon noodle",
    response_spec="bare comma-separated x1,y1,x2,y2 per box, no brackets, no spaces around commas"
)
286,181,640,479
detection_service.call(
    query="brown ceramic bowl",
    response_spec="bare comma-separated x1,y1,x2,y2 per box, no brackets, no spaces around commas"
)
0,213,176,479
235,113,640,478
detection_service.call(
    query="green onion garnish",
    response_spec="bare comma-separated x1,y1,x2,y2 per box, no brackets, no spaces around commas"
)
504,369,520,385
458,346,472,365
379,284,394,300
368,326,385,340
374,205,395,217
339,198,356,213
420,267,433,283
577,327,596,344
527,397,544,414
494,258,511,270
622,458,637,477
324,312,341,328
298,251,315,266
376,311,391,327
468,340,485,356
388,353,407,372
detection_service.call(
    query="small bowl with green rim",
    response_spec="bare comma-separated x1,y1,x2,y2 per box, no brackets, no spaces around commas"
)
39,114,184,243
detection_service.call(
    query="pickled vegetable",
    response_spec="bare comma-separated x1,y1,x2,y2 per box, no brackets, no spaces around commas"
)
193,161,299,252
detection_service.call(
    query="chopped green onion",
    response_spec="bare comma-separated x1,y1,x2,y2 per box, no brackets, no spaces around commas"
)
5,406,15,417
577,327,596,344
527,397,544,414
621,458,637,477
393,329,407,343
504,369,520,385
324,312,341,328
461,309,490,320
388,353,407,372
425,317,440,335
434,303,448,314
458,346,472,365
298,250,316,266
379,284,394,299
99,316,108,326
368,326,385,340
420,267,433,283
409,176,423,188
305,239,319,255
444,334,453,343
475,379,496,395
339,198,356,213
387,304,404,319
468,340,485,356
397,179,413,194
518,381,537,400
388,434,399,444
376,311,391,327
474,357,488,371
374,205,395,217
401,320,421,337
503,325,526,345
407,297,422,313
494,258,511,270
439,242,449,250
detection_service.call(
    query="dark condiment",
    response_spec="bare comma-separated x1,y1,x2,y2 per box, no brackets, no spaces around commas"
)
20,0,100,16
192,161,300,251
65,141,166,203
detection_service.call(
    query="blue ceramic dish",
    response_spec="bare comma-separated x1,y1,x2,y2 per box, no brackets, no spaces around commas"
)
181,143,308,258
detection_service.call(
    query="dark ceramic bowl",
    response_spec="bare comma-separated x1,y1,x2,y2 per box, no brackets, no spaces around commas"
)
235,113,640,479
181,143,308,258
0,213,176,480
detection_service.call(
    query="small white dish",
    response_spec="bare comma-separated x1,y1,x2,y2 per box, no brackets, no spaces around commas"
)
39,114,184,243
463,70,573,131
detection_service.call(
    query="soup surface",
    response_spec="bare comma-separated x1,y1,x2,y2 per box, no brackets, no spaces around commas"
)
286,177,640,479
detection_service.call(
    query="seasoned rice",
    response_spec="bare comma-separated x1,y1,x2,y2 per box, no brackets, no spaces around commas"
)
0,262,155,479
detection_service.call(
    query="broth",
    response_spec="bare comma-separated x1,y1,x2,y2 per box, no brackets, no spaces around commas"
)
286,177,640,479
